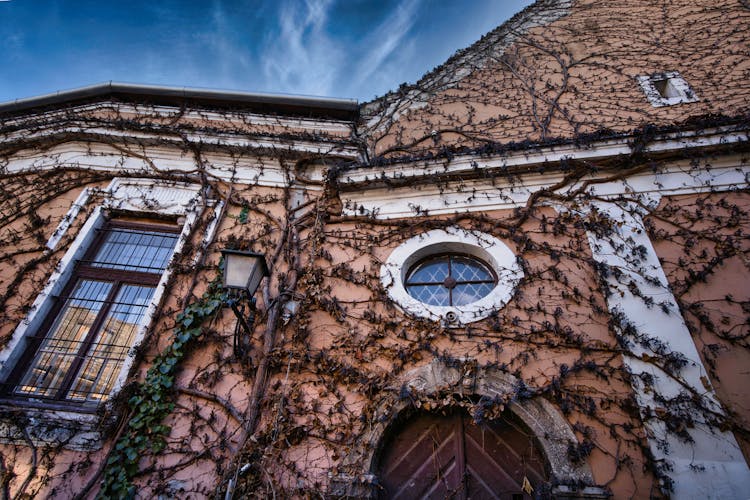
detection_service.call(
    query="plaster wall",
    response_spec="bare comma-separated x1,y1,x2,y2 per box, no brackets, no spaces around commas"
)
366,0,750,157
647,192,750,462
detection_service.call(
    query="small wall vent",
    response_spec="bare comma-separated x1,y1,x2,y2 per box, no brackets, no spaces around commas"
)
637,71,698,107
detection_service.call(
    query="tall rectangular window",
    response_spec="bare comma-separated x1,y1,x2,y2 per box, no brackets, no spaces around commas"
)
6,220,179,405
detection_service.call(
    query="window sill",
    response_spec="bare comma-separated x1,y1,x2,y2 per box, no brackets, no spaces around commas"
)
0,398,112,451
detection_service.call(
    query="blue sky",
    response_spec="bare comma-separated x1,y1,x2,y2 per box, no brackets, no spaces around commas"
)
0,0,533,103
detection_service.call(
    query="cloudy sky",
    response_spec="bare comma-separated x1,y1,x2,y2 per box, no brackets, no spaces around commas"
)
0,0,533,103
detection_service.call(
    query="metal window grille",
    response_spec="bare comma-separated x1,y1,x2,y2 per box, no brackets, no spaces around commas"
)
6,221,179,406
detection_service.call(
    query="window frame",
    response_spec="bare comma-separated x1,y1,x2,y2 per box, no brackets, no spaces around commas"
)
0,178,209,449
404,252,498,307
381,228,523,326
637,71,698,107
2,219,181,408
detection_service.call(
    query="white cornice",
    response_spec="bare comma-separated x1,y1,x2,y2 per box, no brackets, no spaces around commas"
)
339,125,749,187
0,101,355,135
341,155,750,219
0,121,359,158
1,142,331,189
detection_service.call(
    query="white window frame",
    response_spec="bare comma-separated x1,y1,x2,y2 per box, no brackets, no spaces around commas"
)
0,178,209,449
381,228,523,326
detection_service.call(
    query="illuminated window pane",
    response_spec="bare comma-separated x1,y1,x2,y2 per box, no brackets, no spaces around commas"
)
11,222,178,405
16,280,112,398
67,284,154,402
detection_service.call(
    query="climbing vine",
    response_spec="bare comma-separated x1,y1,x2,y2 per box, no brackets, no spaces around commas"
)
0,0,747,498
97,279,227,498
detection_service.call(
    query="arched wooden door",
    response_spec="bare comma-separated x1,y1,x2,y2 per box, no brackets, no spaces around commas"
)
375,409,548,499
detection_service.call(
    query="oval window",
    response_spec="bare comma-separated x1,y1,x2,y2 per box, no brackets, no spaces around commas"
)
405,255,496,306
381,228,523,325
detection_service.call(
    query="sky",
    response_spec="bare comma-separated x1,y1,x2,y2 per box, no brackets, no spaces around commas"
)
0,0,534,103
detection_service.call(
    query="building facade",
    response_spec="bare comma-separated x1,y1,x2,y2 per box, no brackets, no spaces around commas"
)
0,0,748,498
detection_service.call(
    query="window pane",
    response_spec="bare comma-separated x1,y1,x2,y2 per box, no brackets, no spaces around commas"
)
451,257,493,282
452,283,495,306
15,279,112,399
67,284,155,403
407,258,449,284
90,228,178,272
407,284,449,306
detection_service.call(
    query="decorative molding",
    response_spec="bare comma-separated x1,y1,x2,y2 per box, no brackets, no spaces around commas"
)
340,125,748,188
381,227,523,325
330,358,606,498
343,155,749,219
46,187,93,250
2,142,348,189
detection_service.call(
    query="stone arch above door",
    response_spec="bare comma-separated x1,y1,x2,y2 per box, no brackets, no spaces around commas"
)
329,359,609,499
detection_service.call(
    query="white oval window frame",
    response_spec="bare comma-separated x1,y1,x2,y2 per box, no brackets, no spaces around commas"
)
381,227,523,325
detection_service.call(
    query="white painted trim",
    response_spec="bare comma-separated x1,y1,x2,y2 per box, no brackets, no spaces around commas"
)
194,200,224,265
340,125,747,187
342,156,750,219
582,200,750,499
0,124,359,158
381,228,522,325
46,187,94,250
2,142,342,189
0,101,355,135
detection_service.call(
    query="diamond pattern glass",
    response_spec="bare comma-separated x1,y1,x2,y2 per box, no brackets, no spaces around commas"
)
452,257,493,282
452,283,495,306
407,284,450,306
405,254,496,306
407,258,449,283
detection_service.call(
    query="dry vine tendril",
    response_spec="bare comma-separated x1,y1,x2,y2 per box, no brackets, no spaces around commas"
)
0,0,748,498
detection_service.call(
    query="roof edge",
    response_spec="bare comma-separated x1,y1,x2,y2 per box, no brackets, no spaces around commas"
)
0,82,359,120
361,0,572,115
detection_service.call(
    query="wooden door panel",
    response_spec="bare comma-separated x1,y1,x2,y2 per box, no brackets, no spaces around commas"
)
464,420,546,487
464,435,521,495
380,413,463,499
377,410,548,500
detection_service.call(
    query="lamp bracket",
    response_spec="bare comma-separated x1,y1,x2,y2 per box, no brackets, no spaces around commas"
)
227,295,256,359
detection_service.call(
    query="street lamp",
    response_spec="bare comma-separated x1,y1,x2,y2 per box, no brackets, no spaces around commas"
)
220,249,269,358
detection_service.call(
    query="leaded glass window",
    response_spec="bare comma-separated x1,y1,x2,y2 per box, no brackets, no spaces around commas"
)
7,220,179,405
405,255,496,307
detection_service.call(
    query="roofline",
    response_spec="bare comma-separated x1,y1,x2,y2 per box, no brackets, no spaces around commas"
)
0,82,359,120
362,0,572,112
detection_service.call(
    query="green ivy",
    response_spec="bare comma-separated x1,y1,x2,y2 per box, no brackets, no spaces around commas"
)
98,281,227,499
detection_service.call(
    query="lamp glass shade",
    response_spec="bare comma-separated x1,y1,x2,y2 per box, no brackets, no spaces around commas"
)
221,250,269,295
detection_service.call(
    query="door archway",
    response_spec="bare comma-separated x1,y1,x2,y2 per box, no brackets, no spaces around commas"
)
327,360,603,498
375,408,548,499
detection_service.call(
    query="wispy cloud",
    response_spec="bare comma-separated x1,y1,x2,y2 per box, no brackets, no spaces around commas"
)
348,0,421,92
0,0,534,102
203,0,253,86
260,0,343,96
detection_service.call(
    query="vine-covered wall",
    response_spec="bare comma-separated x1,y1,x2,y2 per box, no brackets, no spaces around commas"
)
647,192,750,461
0,0,748,498
361,0,750,157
